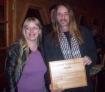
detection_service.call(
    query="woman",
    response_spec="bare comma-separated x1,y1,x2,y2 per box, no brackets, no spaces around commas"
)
4,17,47,92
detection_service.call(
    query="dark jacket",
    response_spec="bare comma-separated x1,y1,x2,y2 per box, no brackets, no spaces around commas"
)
44,26,97,92
4,41,45,92
42,22,53,37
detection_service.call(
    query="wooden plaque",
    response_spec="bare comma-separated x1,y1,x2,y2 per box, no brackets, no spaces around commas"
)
49,58,87,90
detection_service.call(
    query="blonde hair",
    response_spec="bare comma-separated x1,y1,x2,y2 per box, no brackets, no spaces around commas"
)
17,17,42,76
51,3,83,44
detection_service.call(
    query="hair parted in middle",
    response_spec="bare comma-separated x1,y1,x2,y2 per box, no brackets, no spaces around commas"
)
17,17,42,76
51,3,83,45
21,17,42,47
20,17,42,58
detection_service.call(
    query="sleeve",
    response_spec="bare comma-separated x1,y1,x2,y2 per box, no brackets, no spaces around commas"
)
43,36,53,89
4,44,19,92
43,36,53,62
81,26,97,69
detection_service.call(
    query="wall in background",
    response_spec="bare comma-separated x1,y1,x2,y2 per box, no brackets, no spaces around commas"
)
5,0,105,43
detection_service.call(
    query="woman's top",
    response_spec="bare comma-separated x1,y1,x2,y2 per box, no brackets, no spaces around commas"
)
17,49,47,92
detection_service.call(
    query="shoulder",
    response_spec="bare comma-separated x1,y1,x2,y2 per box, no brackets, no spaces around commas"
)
8,41,20,50
42,23,52,31
79,26,89,33
79,26,92,37
7,41,20,55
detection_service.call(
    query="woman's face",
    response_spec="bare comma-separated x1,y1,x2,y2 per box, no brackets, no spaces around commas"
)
25,21,41,42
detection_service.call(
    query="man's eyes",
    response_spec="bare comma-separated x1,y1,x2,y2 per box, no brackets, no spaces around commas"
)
57,13,69,16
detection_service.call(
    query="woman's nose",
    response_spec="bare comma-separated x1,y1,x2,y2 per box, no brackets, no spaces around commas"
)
30,28,34,32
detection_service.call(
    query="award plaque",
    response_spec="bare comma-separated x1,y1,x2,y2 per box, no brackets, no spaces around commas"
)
49,58,87,90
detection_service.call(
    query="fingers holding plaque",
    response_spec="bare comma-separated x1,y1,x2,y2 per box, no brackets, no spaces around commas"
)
49,58,87,90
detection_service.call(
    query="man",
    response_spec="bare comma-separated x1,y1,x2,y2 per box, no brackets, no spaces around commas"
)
44,3,97,92
90,25,105,92
90,25,105,64
42,4,57,37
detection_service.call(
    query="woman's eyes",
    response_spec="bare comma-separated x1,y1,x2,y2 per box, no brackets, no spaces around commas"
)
26,27,38,30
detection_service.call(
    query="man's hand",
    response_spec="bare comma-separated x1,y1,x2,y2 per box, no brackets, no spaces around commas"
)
83,56,92,65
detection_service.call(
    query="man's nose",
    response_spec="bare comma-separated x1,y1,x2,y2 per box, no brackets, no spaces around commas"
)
61,14,65,19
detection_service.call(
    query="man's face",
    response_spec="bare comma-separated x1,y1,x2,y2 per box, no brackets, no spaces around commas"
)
56,5,70,27
92,29,97,36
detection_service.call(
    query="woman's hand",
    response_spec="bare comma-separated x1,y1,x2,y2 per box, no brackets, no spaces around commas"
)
49,84,64,92
83,56,92,65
